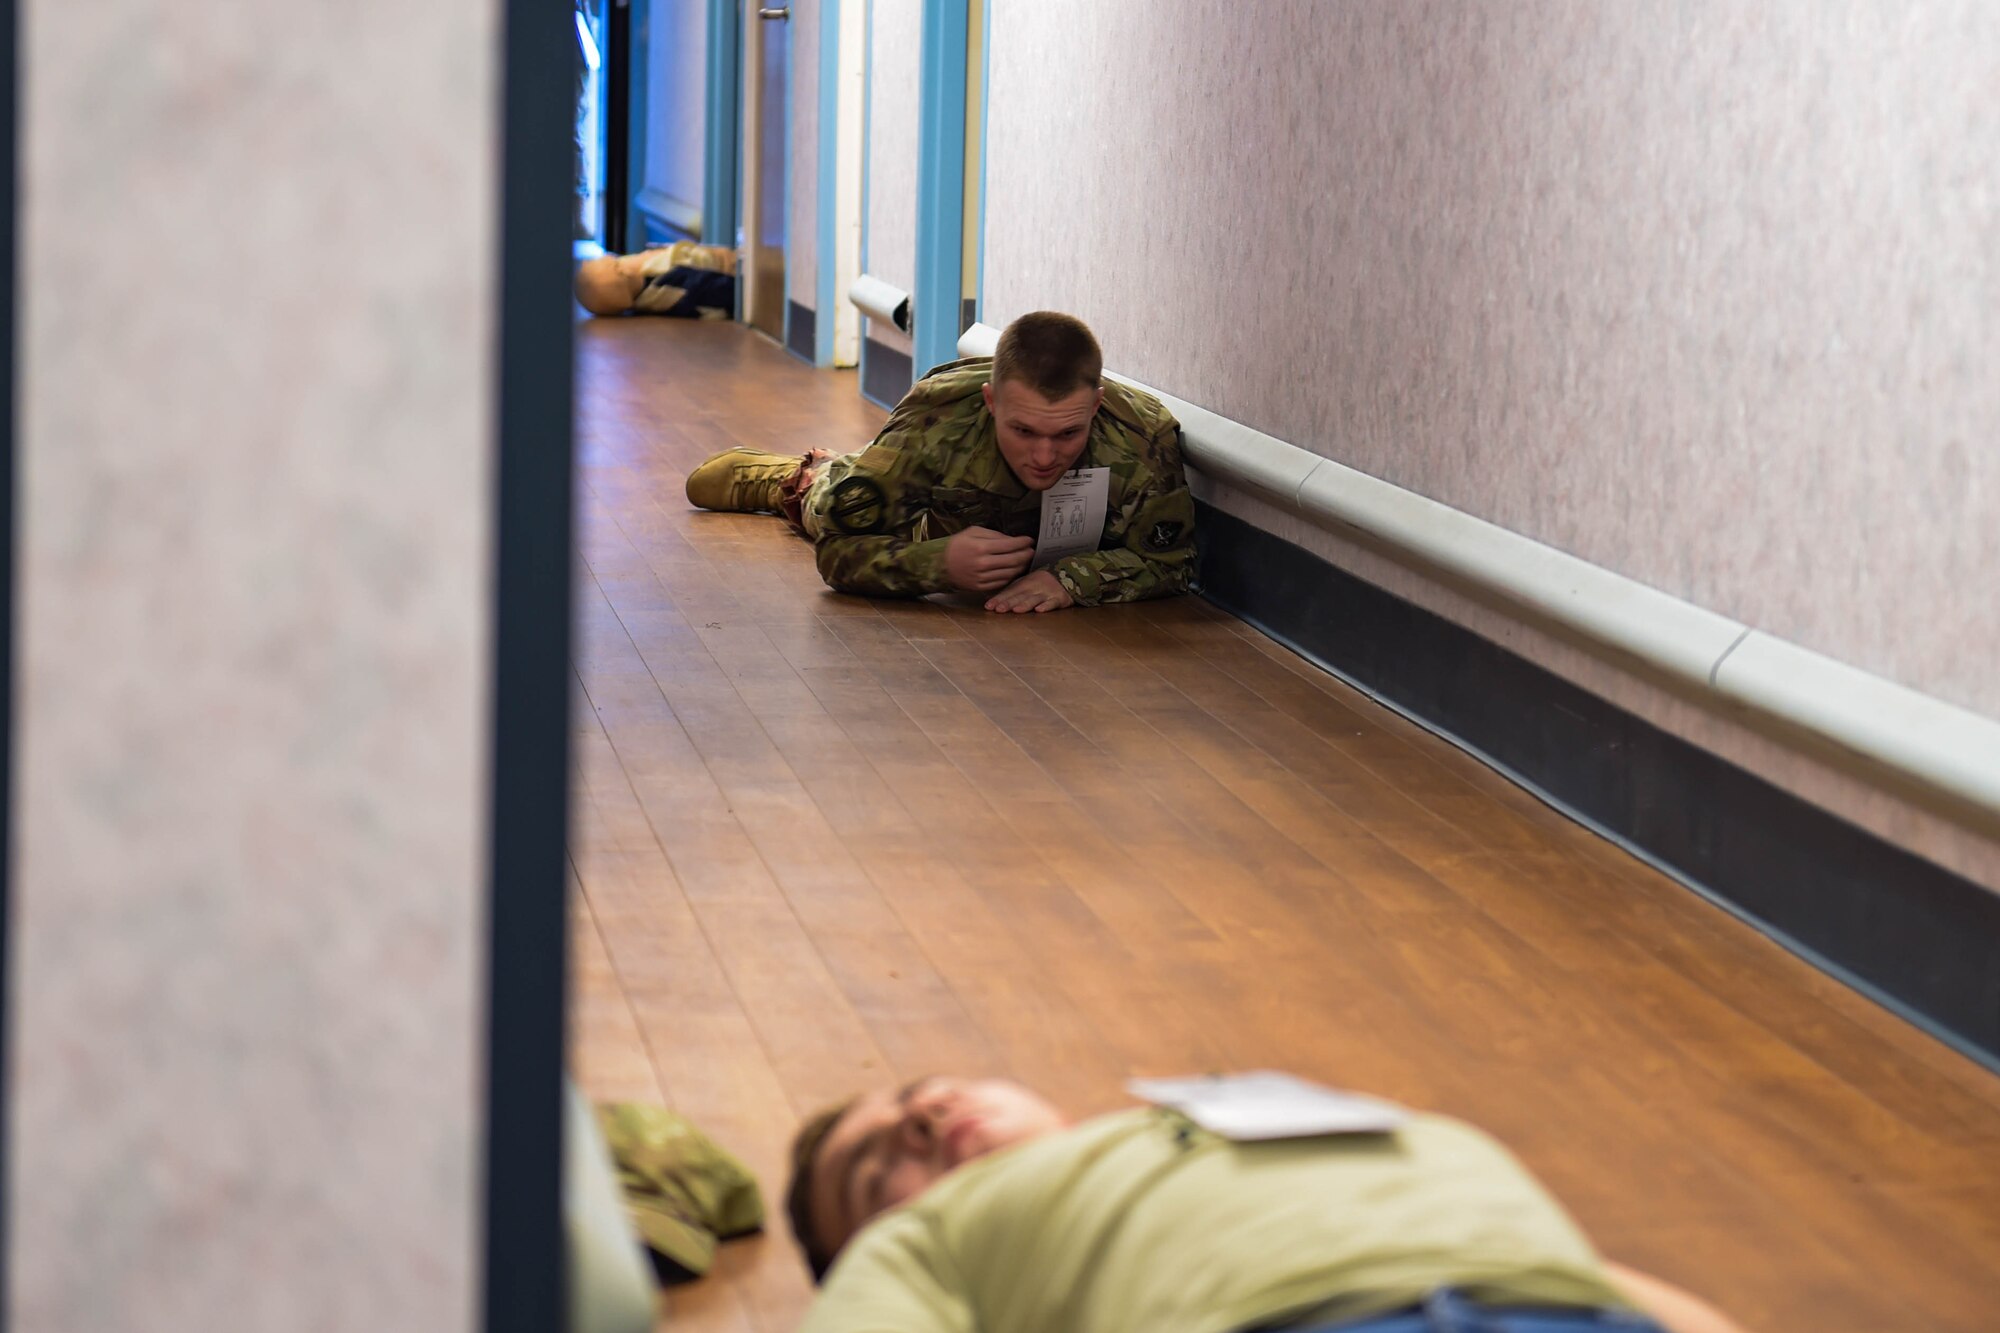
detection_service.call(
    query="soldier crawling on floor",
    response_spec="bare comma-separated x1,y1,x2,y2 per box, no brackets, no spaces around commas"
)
684,311,1198,614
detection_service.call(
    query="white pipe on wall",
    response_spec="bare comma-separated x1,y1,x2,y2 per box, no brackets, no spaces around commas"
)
958,322,2000,835
850,274,912,332
957,324,999,356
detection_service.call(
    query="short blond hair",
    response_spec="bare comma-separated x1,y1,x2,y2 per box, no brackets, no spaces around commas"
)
992,311,1102,400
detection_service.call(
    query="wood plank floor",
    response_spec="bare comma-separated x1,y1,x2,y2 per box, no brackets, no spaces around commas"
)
566,317,2000,1333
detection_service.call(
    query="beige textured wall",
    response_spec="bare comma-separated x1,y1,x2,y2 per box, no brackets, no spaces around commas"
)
788,0,820,310
645,0,708,222
864,0,918,353
9,3,497,1328
983,0,2000,720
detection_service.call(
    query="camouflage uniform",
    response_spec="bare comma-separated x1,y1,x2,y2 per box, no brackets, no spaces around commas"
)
629,241,737,317
800,357,1197,605
594,1101,764,1280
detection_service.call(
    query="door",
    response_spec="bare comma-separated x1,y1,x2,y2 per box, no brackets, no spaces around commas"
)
573,0,603,242
574,0,633,253
742,3,789,341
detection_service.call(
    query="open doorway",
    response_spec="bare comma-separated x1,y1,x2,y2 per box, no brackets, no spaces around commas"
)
741,2,789,342
574,0,633,253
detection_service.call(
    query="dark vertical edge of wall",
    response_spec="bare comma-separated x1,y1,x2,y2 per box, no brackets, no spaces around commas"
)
484,0,574,1328
786,300,817,364
0,0,14,1323
860,336,912,408
602,0,631,254
623,0,652,251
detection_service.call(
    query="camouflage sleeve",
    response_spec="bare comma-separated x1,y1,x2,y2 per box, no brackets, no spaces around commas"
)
809,435,953,598
1049,424,1198,606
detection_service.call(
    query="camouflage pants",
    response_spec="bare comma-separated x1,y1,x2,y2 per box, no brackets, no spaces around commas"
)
783,450,861,538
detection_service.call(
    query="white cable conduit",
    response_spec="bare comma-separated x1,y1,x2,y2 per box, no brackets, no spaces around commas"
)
959,322,2000,836
849,274,912,333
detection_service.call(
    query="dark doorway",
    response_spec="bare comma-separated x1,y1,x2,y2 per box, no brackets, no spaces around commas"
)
575,0,632,253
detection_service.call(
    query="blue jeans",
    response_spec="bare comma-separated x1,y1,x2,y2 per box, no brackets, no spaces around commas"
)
1293,1289,1664,1333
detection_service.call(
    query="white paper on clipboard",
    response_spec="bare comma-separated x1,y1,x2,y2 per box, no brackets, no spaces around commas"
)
1032,466,1112,571
1126,1071,1410,1141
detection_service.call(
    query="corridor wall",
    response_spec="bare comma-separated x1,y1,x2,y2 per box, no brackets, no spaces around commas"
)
860,0,920,400
6,0,571,1327
978,0,2000,896
640,0,709,238
786,0,820,355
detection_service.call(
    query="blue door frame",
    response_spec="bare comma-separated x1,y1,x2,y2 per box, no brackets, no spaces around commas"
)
702,0,741,247
911,0,969,377
813,0,992,379
814,0,843,366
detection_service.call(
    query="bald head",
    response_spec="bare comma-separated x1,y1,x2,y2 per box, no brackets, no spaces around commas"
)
574,256,642,315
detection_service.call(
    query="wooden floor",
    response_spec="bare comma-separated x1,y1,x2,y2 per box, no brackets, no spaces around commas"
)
567,318,2000,1333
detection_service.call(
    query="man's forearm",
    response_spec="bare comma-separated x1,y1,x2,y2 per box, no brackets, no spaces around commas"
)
815,535,954,598
1052,548,1194,606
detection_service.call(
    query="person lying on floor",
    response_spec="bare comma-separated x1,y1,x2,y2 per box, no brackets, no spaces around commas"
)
684,311,1197,614
783,1075,1747,1333
575,241,739,317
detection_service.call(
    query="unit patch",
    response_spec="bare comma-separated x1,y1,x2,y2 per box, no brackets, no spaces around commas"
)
1145,520,1186,551
827,476,888,534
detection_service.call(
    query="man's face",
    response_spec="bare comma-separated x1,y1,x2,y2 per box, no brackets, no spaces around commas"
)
983,379,1101,490
808,1076,1067,1262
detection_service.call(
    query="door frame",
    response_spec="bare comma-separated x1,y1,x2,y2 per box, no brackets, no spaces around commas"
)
623,0,653,248
972,0,989,320
814,0,865,367
701,0,741,247
0,0,16,1314
739,0,790,341
485,0,576,1328
600,0,632,253
911,0,969,377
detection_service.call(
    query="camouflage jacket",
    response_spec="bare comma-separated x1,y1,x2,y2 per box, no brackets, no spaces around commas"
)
803,357,1197,605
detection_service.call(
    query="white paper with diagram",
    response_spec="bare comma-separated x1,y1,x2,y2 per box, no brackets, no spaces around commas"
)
1032,466,1112,570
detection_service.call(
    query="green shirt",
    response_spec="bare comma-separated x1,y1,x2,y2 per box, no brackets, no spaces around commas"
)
801,358,1198,605
799,1109,1632,1333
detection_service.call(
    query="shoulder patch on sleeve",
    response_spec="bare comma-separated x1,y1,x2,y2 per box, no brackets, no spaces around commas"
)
827,476,888,534
1144,519,1187,551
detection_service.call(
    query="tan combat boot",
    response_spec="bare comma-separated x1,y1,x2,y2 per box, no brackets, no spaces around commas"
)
684,448,802,513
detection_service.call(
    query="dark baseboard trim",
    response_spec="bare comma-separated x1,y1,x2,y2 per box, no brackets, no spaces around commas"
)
1195,500,2000,1071
786,300,816,364
486,0,574,1329
861,336,913,409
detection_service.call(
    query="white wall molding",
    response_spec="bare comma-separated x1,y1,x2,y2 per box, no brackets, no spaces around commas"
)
634,185,701,240
960,322,2000,840
851,273,912,332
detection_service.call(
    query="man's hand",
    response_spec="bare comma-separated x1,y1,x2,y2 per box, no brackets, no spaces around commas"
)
984,569,1075,614
945,526,1035,592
